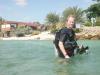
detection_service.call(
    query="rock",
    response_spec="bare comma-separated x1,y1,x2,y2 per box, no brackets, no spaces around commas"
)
76,26,100,40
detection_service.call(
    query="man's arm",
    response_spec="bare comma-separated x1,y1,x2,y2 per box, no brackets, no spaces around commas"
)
59,41,70,58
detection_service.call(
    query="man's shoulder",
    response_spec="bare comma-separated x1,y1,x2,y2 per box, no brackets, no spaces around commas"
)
60,27,68,34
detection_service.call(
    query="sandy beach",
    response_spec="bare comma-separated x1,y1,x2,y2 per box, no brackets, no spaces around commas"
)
0,31,55,40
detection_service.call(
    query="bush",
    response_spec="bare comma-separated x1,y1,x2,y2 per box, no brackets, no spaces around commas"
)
16,33,25,37
15,26,25,36
48,22,65,33
15,26,33,37
56,22,65,30
50,29,58,34
74,28,81,33
95,17,100,26
84,21,92,26
24,26,33,34
48,24,57,33
32,30,40,35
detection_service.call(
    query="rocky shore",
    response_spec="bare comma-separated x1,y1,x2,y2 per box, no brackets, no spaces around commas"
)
76,26,100,40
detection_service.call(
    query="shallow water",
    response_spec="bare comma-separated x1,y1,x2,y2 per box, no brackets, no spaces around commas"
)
0,40,100,75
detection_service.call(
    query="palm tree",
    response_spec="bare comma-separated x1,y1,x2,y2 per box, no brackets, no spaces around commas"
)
62,6,84,23
45,13,59,25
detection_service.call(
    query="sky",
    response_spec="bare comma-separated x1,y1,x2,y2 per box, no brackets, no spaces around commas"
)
0,0,94,23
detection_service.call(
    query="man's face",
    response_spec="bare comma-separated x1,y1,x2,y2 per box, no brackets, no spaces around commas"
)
66,17,75,29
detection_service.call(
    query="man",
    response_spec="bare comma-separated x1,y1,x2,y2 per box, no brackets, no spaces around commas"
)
53,15,76,59
54,15,89,59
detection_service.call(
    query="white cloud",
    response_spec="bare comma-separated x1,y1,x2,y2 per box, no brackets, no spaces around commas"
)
14,0,27,6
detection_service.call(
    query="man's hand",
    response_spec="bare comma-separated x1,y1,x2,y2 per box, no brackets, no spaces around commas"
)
65,55,70,59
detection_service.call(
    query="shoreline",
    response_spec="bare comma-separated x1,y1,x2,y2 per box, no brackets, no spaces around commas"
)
0,31,55,40
76,26,100,40
0,26,100,40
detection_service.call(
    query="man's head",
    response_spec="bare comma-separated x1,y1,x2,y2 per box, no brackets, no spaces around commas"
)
66,15,75,29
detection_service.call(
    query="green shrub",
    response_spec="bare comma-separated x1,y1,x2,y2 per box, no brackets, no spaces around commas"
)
16,33,25,37
50,29,58,34
15,26,25,36
15,26,33,36
95,17,100,26
74,28,81,33
84,21,92,26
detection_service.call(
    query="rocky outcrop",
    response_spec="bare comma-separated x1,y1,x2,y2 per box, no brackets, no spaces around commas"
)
76,27,100,40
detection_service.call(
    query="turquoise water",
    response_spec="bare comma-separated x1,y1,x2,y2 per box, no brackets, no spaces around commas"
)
0,40,100,75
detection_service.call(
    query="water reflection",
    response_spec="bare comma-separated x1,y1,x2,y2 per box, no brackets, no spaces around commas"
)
54,55,90,75
54,58,72,75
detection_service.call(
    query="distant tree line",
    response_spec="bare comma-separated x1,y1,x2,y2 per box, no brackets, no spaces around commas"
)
45,6,84,33
0,0,100,35
45,0,100,33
